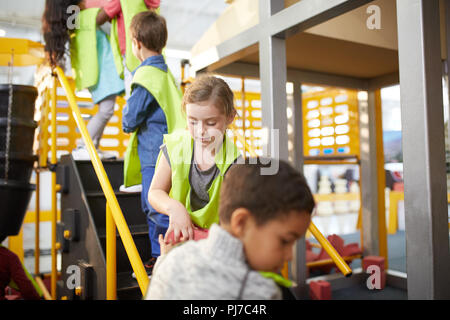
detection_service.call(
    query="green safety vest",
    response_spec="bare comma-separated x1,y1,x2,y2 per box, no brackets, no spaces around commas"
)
70,8,101,91
110,0,158,77
161,129,241,229
259,271,293,288
123,65,186,187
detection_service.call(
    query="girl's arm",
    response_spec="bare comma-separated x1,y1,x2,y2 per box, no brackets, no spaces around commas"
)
96,8,111,26
149,154,194,243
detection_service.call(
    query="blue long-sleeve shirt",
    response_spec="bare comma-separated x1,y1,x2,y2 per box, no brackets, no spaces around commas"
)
122,55,168,168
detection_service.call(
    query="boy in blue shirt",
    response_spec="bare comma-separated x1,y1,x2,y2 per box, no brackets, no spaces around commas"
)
122,11,184,275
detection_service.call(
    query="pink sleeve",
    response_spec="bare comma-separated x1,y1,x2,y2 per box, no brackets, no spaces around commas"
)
103,0,122,18
145,0,160,9
84,0,103,8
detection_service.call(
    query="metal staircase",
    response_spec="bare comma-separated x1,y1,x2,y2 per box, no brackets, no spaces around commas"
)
56,155,150,300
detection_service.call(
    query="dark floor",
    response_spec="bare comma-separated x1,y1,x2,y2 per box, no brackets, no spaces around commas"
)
332,282,407,300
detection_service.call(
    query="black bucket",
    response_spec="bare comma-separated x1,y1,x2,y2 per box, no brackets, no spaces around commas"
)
0,153,37,182
0,118,37,156
0,85,38,120
0,85,38,237
0,180,35,238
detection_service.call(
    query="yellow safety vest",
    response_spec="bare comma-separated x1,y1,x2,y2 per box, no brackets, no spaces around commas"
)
110,0,158,77
123,65,186,187
70,8,101,91
161,129,241,229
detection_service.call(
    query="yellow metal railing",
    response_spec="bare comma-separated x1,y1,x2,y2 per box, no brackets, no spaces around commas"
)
47,67,149,299
50,76,58,298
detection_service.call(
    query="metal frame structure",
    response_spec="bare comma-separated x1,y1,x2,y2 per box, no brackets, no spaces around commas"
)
193,0,450,299
396,0,450,299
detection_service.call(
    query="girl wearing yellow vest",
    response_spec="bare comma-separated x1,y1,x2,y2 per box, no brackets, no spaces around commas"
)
42,0,126,160
148,75,242,257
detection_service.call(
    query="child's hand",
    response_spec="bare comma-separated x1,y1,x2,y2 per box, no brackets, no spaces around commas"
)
158,234,174,255
165,202,194,243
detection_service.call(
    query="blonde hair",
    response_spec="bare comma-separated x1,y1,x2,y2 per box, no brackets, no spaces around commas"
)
182,74,236,118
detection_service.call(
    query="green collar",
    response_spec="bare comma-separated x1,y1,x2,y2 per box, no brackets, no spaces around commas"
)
259,271,293,288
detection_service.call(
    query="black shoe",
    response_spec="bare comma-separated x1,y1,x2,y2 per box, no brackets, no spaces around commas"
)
131,257,157,279
144,257,157,274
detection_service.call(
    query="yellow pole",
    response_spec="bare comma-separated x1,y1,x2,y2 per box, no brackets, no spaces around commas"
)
241,76,246,157
374,89,388,268
106,203,117,300
54,67,149,296
357,163,363,249
39,89,50,168
307,255,361,268
35,276,52,300
35,168,40,275
50,75,58,299
308,222,353,277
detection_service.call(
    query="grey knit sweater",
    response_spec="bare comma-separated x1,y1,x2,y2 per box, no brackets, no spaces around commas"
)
145,224,282,300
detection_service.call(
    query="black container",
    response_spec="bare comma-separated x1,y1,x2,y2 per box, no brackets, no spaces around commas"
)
0,85,38,120
0,118,37,156
0,152,37,182
0,180,35,238
0,84,38,237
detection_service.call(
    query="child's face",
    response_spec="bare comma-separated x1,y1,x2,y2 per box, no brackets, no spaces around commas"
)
242,211,311,273
186,101,234,147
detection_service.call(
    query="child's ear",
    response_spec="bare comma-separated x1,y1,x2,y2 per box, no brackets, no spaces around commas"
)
132,37,141,50
227,109,237,125
229,208,252,238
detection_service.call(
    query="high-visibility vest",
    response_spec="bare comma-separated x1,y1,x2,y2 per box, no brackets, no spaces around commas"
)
123,65,186,187
161,129,241,229
110,0,158,77
70,8,101,91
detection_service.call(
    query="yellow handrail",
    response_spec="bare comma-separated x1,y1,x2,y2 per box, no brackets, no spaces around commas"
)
34,168,40,276
54,67,149,297
50,76,58,299
231,118,353,277
308,222,352,276
35,276,52,300
106,203,117,300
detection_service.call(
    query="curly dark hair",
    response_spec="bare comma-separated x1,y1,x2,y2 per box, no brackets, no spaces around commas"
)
219,158,316,226
42,0,82,68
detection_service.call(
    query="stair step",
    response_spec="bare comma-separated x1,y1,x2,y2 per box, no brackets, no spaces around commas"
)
86,192,145,229
98,225,151,274
97,224,148,238
75,159,125,192
117,272,147,300
85,191,141,198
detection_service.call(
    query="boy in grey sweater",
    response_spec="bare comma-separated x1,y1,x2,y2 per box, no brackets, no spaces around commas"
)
145,158,315,300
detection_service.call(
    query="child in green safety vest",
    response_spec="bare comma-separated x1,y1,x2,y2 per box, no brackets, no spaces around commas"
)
148,75,243,263
122,11,186,276
42,0,126,160
145,158,315,299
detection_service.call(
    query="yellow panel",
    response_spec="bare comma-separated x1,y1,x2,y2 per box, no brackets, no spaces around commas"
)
302,88,360,158
0,38,45,67
233,91,262,157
